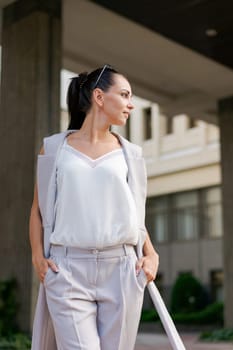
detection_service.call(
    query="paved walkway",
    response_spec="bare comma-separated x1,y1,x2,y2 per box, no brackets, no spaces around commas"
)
135,332,233,350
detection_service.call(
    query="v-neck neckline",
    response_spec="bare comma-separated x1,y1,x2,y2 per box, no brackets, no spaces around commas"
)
64,138,123,165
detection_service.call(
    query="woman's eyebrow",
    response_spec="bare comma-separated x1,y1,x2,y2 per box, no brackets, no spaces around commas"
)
121,89,132,97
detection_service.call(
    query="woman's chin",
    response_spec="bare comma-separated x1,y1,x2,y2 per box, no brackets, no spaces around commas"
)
112,119,127,127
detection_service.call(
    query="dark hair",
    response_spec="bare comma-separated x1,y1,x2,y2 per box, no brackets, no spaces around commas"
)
67,65,119,130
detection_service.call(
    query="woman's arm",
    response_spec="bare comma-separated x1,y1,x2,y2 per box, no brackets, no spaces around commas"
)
29,147,58,283
136,231,159,283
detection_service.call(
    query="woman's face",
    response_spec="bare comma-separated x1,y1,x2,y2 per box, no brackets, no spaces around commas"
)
101,74,134,126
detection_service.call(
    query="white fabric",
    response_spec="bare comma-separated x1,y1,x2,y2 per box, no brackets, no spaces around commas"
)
50,140,139,248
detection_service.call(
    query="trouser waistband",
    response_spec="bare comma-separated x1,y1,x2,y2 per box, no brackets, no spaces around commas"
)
50,244,135,258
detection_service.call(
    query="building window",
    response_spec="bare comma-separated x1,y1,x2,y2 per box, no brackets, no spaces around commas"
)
146,187,222,244
146,197,169,243
166,116,174,134
143,107,152,140
203,187,222,238
188,117,198,128
172,192,198,241
210,270,224,302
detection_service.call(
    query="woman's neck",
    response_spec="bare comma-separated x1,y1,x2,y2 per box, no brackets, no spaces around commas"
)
77,112,113,144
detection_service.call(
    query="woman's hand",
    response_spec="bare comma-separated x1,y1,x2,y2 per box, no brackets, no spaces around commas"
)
136,252,159,283
32,256,59,283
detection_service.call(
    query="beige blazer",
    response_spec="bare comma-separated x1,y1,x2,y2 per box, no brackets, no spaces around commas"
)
31,130,148,350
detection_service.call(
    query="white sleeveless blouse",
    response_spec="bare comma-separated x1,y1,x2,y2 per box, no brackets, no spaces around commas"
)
49,139,139,248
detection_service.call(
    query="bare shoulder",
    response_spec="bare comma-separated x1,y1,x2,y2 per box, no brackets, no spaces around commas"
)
39,146,45,155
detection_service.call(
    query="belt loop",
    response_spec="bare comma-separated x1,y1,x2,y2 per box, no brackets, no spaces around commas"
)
123,244,128,256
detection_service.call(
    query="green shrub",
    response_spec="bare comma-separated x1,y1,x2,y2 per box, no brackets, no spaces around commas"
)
200,328,233,342
0,279,18,336
141,302,223,326
0,333,31,349
170,273,209,314
0,278,31,349
140,309,160,322
173,301,223,325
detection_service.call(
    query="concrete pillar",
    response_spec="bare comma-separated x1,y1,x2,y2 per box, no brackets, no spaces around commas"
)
0,0,61,332
218,96,233,328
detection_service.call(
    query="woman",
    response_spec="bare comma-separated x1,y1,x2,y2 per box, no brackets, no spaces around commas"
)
30,64,159,350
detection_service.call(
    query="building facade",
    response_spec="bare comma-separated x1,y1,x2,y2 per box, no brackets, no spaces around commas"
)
113,96,223,307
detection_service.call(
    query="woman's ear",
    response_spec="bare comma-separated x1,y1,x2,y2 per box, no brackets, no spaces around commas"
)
93,88,104,107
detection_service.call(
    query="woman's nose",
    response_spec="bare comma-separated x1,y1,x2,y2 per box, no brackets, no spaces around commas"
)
128,101,134,110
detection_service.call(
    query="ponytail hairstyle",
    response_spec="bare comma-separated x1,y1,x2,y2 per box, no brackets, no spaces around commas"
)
67,64,118,130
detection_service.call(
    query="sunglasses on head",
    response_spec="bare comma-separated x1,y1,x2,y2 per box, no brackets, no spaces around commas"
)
93,64,112,89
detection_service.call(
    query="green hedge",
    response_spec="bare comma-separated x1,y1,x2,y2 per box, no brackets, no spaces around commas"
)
141,301,223,325
141,309,159,322
0,278,31,349
173,301,223,325
0,279,18,337
0,333,31,349
200,328,233,342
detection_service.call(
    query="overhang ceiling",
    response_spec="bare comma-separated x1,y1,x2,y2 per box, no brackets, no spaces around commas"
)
92,0,233,71
63,0,233,124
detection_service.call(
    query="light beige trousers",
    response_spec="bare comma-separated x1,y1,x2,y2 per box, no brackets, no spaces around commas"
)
44,244,147,350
